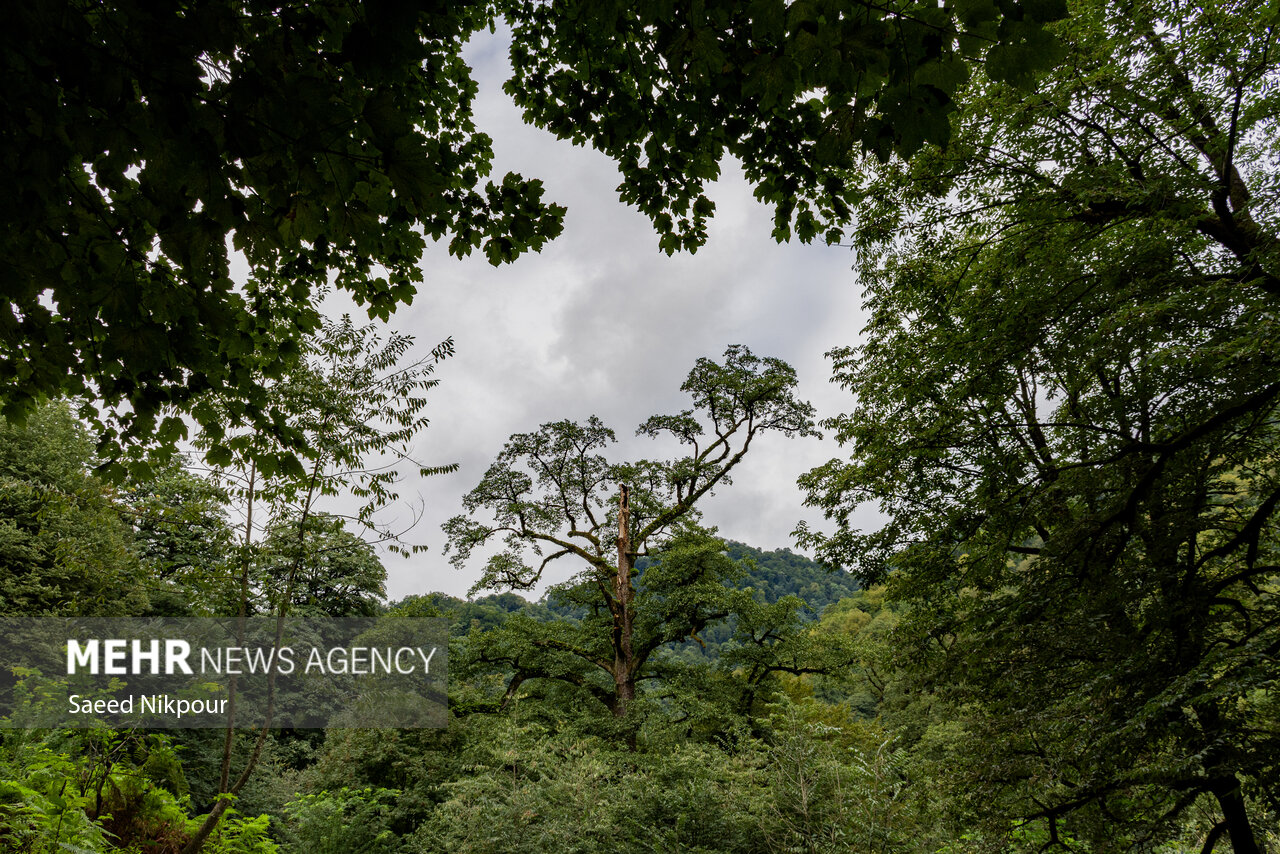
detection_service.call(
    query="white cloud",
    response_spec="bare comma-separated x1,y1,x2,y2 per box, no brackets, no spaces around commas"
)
343,27,882,601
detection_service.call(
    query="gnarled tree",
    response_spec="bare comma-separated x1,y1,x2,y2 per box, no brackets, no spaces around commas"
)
444,345,818,717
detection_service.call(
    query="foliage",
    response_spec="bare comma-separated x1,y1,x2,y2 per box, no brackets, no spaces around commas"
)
799,0,1280,850
187,314,440,615
1,0,1066,460
0,726,278,854
415,541,857,674
400,700,928,854
806,587,902,713
12,2,1273,849
281,787,403,854
722,542,859,608
0,0,564,459
257,514,387,618
0,764,112,853
454,527,746,718
200,314,454,533
445,345,818,591
393,591,558,638
0,399,147,616
409,716,762,854
758,702,919,854
503,0,1068,251
189,808,279,854
125,458,237,616
183,316,441,850
656,541,861,668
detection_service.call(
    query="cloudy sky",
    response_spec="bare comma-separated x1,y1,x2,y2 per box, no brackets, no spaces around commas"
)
342,29,879,601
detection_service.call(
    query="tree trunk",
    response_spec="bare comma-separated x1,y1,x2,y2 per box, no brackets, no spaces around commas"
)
220,460,255,793
1194,703,1262,854
186,462,322,854
1209,774,1262,854
1199,821,1228,854
183,796,233,854
612,484,636,717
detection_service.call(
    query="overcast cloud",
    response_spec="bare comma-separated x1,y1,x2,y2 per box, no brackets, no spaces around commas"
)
344,29,880,601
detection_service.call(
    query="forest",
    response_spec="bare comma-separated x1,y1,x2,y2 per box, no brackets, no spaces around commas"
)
0,0,1277,851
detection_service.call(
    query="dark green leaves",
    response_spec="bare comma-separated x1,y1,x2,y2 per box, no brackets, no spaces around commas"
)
0,0,563,459
4,0,1068,468
502,0,1065,250
800,0,1280,845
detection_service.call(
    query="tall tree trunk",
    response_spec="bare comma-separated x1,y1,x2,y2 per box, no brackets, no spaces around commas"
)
612,484,636,717
186,456,326,854
219,459,254,793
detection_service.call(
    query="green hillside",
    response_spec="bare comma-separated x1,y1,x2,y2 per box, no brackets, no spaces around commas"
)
410,540,859,665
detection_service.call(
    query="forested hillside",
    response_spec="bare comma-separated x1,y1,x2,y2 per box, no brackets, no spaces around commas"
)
721,542,860,610
409,540,859,664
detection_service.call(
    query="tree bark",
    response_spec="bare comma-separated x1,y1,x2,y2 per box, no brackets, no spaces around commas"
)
612,484,636,717
1208,774,1261,854
183,796,233,854
1193,702,1263,854
1199,820,1228,854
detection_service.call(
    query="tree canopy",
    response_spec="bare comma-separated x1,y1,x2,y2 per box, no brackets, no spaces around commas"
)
800,0,1280,849
445,345,818,591
504,0,1070,249
2,0,1065,461
2,0,561,458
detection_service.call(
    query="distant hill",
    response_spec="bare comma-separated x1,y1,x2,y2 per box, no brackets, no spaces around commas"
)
395,541,859,660
654,541,860,664
720,541,860,608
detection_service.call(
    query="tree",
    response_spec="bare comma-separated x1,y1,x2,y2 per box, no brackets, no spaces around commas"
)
799,0,1280,850
503,0,1068,250
184,316,450,853
1,0,564,461
0,399,147,616
2,0,1066,460
444,345,819,718
202,313,455,555
257,513,387,618
458,527,750,721
124,458,237,616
